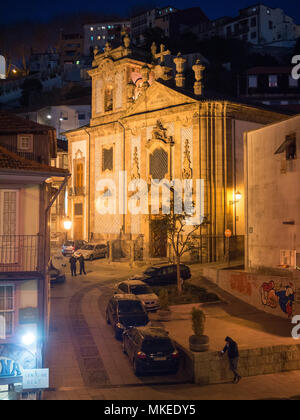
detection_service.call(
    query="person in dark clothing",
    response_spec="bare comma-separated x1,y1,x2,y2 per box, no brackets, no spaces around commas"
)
78,254,86,275
69,256,77,277
220,337,241,383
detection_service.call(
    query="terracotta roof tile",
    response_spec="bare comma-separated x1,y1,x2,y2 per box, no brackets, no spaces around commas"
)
0,145,68,175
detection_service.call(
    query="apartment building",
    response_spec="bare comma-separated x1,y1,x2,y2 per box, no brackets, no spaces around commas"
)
83,20,131,56
0,143,68,400
197,4,300,47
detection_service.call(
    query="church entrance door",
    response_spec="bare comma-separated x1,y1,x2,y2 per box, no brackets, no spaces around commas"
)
150,218,167,258
74,217,83,240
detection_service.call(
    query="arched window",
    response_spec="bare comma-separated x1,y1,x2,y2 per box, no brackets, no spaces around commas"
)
104,85,113,112
149,148,168,180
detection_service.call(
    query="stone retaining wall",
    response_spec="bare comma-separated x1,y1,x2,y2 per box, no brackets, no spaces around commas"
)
179,344,300,385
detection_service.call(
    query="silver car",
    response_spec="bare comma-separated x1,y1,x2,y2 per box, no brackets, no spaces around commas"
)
115,280,160,312
74,243,107,261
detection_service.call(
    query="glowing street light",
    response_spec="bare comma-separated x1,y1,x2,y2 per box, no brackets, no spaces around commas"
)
21,332,37,346
64,217,72,243
64,218,72,231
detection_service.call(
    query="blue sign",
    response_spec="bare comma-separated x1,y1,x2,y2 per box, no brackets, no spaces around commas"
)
0,55,6,79
0,359,22,378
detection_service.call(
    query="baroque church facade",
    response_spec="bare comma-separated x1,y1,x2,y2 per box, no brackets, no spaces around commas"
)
65,35,285,262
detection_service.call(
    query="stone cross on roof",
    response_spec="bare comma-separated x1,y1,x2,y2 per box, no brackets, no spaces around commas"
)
154,44,171,64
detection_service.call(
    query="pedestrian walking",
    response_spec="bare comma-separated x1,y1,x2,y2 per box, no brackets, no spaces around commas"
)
220,336,242,384
69,255,77,277
78,254,86,275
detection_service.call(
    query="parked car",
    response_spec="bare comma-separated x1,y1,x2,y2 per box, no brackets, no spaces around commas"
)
62,240,87,257
106,294,149,339
48,262,66,285
74,243,107,260
115,280,160,312
123,326,180,376
130,264,191,286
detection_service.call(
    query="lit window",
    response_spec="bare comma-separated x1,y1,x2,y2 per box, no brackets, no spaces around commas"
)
91,36,94,41
0,286,15,337
248,75,258,88
97,36,101,40
269,75,278,88
17,134,33,152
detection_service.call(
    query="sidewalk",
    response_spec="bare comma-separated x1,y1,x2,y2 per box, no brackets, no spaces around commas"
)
164,274,296,352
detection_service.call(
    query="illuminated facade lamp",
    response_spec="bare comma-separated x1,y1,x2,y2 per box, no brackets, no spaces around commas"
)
230,191,242,205
21,332,37,346
47,115,52,119
64,218,72,231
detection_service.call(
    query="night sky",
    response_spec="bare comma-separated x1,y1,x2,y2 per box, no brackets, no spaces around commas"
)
0,0,299,24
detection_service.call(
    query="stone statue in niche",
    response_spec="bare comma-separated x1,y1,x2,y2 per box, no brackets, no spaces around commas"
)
131,147,140,180
147,121,174,147
182,139,192,179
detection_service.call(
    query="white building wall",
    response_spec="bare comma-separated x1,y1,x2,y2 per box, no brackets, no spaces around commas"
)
245,115,300,270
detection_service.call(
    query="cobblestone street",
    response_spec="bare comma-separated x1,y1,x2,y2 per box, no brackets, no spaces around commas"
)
43,261,300,400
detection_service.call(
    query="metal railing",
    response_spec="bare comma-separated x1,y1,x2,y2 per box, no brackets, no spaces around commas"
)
0,235,40,273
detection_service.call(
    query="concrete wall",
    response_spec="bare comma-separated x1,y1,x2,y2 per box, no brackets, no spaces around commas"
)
203,267,300,320
245,115,300,271
187,344,300,385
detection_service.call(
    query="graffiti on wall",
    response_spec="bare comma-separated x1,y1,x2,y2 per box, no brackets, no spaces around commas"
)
260,280,295,318
230,273,252,297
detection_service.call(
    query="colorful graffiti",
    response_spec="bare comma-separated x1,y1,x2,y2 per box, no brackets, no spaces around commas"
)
261,280,295,318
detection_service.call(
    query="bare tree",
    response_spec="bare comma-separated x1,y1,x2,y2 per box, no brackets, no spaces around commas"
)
151,188,207,294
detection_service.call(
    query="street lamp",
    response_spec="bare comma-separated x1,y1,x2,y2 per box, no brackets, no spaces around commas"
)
63,217,72,242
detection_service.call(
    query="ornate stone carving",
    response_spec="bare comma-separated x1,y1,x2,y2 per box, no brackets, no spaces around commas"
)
146,121,174,148
151,42,157,59
174,53,186,88
104,42,112,56
192,59,206,96
127,80,135,104
124,34,130,49
154,44,170,64
131,147,140,180
182,139,192,179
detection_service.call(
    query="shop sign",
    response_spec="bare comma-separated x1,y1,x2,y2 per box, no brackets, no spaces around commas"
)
19,307,39,324
0,358,22,378
23,369,49,390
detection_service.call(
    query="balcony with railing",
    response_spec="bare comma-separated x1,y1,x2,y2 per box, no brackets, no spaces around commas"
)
0,235,42,273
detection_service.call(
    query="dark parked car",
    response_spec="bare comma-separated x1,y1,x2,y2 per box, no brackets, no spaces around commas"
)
61,240,87,257
48,263,66,285
132,264,191,286
106,295,149,339
123,326,180,376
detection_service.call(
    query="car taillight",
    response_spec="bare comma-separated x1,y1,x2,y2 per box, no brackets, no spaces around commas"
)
172,350,179,358
137,351,147,359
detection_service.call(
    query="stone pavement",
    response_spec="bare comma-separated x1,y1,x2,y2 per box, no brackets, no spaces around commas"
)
43,259,300,400
44,370,300,400
164,273,297,352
